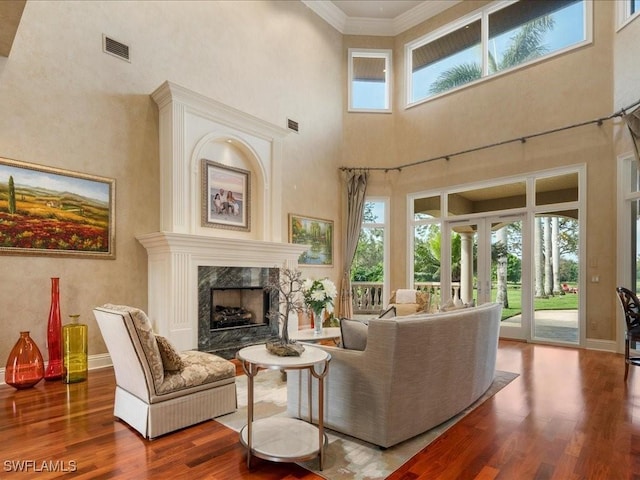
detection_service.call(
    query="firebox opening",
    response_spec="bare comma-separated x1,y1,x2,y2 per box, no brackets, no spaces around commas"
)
210,287,268,330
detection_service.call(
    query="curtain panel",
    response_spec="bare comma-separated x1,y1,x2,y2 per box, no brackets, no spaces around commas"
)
339,170,368,318
625,106,640,163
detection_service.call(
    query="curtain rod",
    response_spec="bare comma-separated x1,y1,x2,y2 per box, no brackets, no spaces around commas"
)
339,97,640,173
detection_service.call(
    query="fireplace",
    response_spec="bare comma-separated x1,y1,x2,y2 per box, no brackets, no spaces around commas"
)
210,288,267,329
198,266,280,358
136,82,308,358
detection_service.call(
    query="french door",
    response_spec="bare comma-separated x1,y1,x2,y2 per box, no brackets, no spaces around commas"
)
444,215,528,340
411,167,583,345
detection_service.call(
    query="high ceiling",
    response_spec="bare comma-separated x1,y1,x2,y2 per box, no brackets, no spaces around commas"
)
303,0,461,36
332,1,423,19
0,2,459,54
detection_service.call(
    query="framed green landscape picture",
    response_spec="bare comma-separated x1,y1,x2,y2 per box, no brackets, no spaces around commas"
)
0,157,115,258
288,214,333,266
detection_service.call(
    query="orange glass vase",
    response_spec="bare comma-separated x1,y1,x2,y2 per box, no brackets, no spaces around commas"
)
5,331,45,389
44,277,63,381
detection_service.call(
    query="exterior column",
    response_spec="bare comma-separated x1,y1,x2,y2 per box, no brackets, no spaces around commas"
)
460,233,474,304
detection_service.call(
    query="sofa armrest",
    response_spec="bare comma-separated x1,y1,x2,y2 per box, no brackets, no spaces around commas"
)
287,338,396,446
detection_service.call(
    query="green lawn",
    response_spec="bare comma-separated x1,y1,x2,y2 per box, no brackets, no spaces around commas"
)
491,284,579,320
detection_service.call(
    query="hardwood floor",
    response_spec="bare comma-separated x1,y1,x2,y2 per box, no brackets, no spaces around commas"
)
1,340,639,479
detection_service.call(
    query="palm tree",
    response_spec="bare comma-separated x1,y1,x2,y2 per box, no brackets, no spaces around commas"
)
429,16,555,96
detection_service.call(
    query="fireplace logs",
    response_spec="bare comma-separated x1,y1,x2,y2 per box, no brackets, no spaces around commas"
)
212,305,253,329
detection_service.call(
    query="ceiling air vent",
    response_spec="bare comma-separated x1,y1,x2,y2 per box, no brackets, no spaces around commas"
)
287,118,299,133
103,35,130,62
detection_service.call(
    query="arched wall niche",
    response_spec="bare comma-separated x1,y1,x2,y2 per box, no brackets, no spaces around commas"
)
150,80,288,242
191,132,268,240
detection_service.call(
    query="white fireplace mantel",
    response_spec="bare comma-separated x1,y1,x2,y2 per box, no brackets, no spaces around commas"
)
141,82,306,352
137,232,307,350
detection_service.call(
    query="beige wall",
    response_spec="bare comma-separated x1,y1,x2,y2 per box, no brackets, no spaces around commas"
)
614,5,640,154
345,1,619,340
0,0,344,364
0,0,636,368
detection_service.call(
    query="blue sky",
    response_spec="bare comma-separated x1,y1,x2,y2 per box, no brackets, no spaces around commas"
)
365,200,385,223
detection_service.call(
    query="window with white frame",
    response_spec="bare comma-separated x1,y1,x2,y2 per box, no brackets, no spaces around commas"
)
406,0,590,106
620,157,640,292
630,0,640,19
351,199,389,312
617,0,640,29
348,49,392,112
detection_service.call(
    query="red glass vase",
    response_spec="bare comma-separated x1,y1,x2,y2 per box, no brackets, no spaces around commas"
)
44,277,63,381
5,331,45,389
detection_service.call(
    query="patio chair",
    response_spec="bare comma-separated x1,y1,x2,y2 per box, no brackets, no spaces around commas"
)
615,287,640,381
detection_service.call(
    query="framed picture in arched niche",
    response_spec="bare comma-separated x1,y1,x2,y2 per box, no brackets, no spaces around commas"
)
201,159,250,232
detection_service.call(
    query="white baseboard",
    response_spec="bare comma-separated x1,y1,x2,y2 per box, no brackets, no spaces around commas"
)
585,338,618,353
88,353,113,370
0,353,113,386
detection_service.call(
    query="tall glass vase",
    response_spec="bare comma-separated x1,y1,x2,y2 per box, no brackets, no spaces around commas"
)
63,314,88,383
44,277,63,381
5,331,45,389
313,308,324,335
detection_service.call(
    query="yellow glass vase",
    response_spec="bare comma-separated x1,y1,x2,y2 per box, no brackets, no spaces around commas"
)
63,314,88,383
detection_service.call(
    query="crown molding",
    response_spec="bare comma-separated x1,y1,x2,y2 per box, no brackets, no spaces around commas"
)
302,0,461,36
301,0,347,34
392,1,461,36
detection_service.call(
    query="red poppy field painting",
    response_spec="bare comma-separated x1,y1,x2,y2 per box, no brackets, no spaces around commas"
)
0,157,115,258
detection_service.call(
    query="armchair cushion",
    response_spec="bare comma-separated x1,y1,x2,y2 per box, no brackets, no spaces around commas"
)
388,289,431,315
378,305,397,319
155,335,186,372
340,318,368,351
392,303,421,316
156,350,236,395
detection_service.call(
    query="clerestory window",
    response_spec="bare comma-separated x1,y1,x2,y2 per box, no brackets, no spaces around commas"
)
618,0,640,29
348,49,392,113
406,0,591,107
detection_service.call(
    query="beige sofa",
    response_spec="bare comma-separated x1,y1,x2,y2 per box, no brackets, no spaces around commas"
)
286,302,502,448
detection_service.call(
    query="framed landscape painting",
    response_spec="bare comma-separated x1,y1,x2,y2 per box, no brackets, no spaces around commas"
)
289,214,333,266
0,157,115,258
201,159,250,232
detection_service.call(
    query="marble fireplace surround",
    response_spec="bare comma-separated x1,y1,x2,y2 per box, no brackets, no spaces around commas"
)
137,232,306,355
199,265,279,358
137,82,307,354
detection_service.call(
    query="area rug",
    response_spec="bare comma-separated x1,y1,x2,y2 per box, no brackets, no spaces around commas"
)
216,369,518,480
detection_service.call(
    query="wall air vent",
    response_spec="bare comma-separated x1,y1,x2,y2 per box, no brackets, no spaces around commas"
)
103,35,130,62
287,118,299,133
